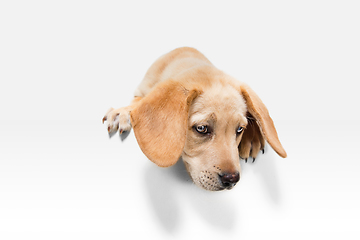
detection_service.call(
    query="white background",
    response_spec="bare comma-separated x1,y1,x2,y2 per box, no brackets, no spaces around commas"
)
1,0,359,239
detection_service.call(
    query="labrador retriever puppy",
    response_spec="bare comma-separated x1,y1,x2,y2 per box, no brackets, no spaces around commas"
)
103,47,286,191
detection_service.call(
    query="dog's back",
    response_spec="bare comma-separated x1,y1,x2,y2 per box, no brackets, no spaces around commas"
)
134,47,214,98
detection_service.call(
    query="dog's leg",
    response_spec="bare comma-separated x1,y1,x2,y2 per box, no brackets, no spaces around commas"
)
103,48,201,135
102,62,161,136
102,97,142,135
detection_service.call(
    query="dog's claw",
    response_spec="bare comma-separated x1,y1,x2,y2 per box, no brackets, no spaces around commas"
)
245,158,248,163
252,157,256,163
262,149,265,154
103,107,132,136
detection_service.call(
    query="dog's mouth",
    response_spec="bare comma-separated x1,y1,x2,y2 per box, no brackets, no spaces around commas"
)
220,182,237,191
193,170,238,191
196,177,237,191
197,177,223,191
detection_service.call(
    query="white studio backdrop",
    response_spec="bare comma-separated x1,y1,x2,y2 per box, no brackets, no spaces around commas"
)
0,1,359,239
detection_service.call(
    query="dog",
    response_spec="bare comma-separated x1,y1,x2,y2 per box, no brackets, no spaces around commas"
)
103,47,287,191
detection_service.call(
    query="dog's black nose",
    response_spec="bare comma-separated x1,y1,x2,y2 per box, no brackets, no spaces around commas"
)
219,172,240,187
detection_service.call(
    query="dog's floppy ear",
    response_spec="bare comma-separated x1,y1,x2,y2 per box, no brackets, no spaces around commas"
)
240,84,287,158
130,80,201,167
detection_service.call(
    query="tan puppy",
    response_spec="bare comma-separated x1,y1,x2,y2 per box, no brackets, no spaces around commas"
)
103,47,286,191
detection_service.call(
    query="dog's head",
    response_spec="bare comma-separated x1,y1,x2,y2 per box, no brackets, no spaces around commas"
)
130,77,286,191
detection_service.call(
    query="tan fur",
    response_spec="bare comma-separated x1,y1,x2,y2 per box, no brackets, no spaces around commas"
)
103,47,287,191
131,80,201,167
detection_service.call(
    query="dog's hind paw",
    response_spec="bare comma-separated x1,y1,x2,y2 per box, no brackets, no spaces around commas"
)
102,107,132,135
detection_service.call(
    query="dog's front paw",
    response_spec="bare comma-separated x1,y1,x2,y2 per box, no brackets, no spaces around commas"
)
102,107,132,135
238,121,265,163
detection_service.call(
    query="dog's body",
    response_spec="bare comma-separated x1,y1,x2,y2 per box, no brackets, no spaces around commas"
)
103,47,286,191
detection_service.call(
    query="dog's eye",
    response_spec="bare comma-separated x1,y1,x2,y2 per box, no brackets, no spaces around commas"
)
195,125,208,134
237,126,244,134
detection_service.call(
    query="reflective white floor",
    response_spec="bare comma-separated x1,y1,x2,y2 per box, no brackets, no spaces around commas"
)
1,120,359,239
